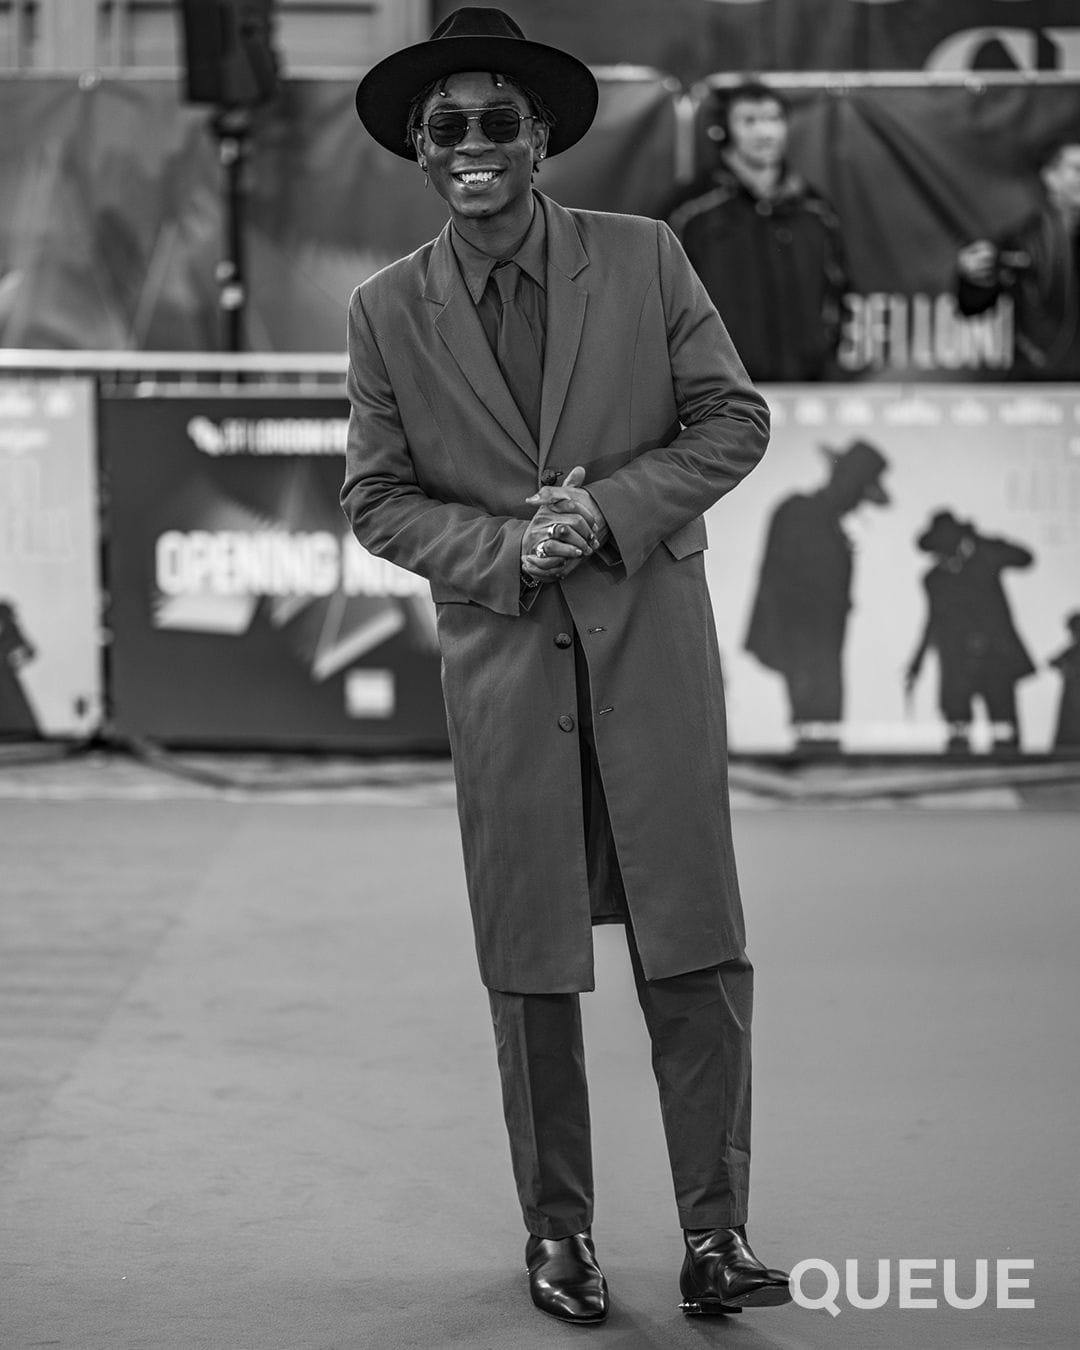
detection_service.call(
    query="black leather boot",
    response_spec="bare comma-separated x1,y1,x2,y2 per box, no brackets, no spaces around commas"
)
525,1230,609,1324
679,1225,792,1315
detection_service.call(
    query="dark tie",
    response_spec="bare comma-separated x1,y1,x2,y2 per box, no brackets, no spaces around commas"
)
493,261,542,441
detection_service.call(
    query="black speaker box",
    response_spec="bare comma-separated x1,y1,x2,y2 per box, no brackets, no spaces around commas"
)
179,0,279,107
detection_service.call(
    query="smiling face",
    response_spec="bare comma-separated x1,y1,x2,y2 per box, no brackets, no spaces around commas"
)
411,71,547,233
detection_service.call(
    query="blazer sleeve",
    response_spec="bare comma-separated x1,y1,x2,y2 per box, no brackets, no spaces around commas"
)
586,221,770,578
340,288,528,617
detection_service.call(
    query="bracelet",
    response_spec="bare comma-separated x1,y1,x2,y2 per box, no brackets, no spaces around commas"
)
521,569,541,589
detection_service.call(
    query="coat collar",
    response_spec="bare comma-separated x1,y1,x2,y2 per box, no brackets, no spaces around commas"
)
422,192,589,467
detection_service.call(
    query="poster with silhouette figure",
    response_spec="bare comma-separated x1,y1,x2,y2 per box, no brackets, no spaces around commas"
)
704,385,1080,755
101,394,447,750
0,378,101,739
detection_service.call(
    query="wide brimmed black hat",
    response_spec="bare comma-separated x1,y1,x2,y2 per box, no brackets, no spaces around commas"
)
355,7,598,161
917,509,974,555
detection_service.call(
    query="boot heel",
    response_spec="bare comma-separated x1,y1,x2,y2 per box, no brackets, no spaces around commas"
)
679,1298,742,1316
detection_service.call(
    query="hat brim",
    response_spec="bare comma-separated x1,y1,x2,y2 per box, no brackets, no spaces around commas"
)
355,34,599,160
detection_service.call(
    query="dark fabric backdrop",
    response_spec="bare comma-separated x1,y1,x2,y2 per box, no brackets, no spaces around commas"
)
436,1,1080,81
0,74,678,353
3,74,1080,379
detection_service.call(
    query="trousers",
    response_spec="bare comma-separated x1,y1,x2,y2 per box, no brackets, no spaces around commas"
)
487,922,753,1239
485,628,752,1238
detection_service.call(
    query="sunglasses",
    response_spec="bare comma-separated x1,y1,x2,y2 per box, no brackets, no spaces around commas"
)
422,106,537,148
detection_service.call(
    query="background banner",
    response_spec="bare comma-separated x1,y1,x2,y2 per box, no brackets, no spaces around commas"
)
708,384,1080,756
676,80,1080,383
0,376,101,739
101,393,448,750
769,81,1080,383
452,0,1080,82
84,382,1080,756
6,75,1080,381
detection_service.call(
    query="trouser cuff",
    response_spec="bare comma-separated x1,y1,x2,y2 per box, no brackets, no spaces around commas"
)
525,1209,594,1240
677,1206,748,1232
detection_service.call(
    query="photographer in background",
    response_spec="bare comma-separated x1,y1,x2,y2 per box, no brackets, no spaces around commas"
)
956,140,1080,378
667,81,848,382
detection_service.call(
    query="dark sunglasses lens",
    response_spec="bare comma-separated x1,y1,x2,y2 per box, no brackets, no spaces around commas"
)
427,113,467,146
426,109,523,146
480,110,521,142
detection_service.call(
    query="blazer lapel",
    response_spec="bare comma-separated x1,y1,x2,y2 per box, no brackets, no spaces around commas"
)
538,194,588,468
424,225,538,465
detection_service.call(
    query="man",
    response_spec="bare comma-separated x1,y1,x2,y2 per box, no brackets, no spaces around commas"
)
905,510,1036,754
956,139,1080,378
344,8,786,1325
667,81,848,381
744,440,890,753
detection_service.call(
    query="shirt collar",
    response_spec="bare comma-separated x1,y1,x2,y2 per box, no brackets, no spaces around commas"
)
450,194,547,304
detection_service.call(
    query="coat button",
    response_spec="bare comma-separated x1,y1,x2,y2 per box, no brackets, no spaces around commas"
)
554,632,572,648
540,467,560,486
558,714,575,732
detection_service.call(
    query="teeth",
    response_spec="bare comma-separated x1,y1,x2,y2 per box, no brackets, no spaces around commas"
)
458,171,498,184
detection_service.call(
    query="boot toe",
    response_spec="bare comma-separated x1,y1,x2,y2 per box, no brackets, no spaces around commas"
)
526,1232,609,1324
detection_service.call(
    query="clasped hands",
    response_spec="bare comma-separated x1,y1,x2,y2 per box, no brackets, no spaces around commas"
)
521,465,610,584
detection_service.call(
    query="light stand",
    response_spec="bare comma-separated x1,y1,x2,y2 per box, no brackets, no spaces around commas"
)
180,0,280,355
211,106,252,354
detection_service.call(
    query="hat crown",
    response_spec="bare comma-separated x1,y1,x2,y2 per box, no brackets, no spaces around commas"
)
917,509,971,552
429,8,526,42
829,439,886,481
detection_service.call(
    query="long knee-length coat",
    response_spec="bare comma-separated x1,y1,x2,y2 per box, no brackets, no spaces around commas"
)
342,192,770,994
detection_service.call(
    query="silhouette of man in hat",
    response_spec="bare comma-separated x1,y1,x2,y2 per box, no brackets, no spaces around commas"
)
1048,610,1080,751
0,599,39,737
905,511,1035,753
744,439,890,752
344,5,789,1327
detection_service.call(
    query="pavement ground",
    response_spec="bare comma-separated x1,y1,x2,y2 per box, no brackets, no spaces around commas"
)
1,759,1078,1349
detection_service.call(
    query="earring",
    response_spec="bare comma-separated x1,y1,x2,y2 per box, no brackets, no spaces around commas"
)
420,159,429,188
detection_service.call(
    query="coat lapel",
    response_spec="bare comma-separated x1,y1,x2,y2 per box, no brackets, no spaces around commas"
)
538,194,589,468
424,224,538,464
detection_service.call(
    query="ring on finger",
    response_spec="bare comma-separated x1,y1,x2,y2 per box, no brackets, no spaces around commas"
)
535,540,549,558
